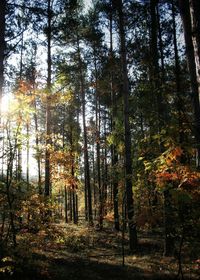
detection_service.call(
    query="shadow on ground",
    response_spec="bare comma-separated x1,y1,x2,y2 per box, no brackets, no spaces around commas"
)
0,254,187,280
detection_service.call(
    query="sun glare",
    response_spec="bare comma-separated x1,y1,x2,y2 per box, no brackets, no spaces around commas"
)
1,93,13,115
0,92,38,178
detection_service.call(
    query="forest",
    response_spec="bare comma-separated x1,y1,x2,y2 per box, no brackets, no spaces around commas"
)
0,0,200,279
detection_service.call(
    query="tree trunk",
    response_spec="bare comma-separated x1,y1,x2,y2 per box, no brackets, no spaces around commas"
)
116,0,137,252
110,1,119,231
77,38,93,225
94,52,103,229
103,119,108,216
0,0,6,113
69,189,72,222
112,147,119,230
26,122,30,185
5,125,18,247
178,0,200,169
1,125,5,177
151,0,175,256
16,29,24,184
150,0,164,129
45,0,52,196
64,186,68,223
163,190,175,256
190,0,200,87
33,96,42,194
92,146,97,218
157,5,165,83
172,0,185,146
75,194,78,223
69,125,77,224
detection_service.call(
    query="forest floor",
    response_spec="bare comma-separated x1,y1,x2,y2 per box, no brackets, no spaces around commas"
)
1,222,200,280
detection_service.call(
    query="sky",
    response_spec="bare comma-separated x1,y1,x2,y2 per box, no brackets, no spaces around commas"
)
84,0,92,11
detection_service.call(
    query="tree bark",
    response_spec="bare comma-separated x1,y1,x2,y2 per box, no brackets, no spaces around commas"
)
26,122,30,184
64,186,68,223
94,51,103,229
163,190,175,256
70,125,78,224
178,0,200,169
110,1,119,231
45,0,52,196
0,0,6,113
172,0,185,146
77,39,93,225
17,29,24,184
33,97,42,194
116,0,137,251
150,0,164,129
190,0,200,88
151,0,175,256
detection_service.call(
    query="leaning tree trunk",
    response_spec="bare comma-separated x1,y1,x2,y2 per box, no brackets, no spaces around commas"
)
116,0,137,252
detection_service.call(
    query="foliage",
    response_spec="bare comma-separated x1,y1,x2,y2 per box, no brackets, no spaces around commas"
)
0,1,200,278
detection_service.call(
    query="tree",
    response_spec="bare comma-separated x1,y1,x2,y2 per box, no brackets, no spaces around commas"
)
109,1,120,231
44,0,53,197
97,0,120,231
114,0,138,252
0,0,6,116
84,8,105,228
57,0,93,224
190,0,200,87
178,0,200,169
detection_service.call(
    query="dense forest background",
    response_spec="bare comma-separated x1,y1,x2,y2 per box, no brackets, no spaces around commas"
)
0,0,200,279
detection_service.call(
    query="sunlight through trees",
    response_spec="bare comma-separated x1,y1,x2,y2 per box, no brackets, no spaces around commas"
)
0,1,200,279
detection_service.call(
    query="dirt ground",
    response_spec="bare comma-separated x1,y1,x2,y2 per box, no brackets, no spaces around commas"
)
1,224,199,280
